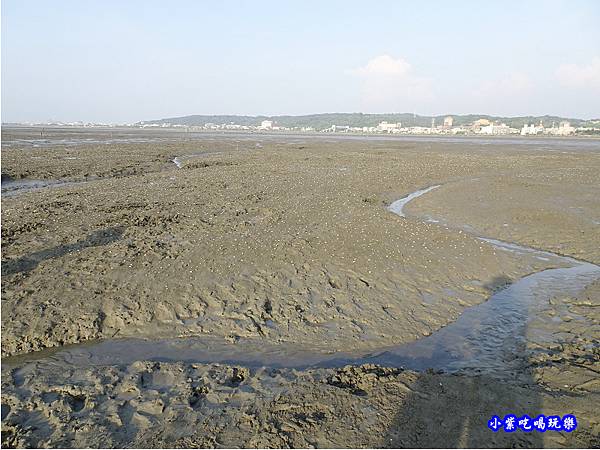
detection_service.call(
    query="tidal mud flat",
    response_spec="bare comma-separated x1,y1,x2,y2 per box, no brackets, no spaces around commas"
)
1,129,599,447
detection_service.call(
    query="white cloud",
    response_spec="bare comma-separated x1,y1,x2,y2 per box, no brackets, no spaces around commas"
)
353,54,412,77
350,55,434,111
556,57,600,90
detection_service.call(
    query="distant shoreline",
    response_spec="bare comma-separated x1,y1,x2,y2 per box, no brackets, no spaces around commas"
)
2,124,600,140
2,126,600,150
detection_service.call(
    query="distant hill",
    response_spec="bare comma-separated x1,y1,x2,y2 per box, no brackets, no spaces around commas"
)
139,113,593,130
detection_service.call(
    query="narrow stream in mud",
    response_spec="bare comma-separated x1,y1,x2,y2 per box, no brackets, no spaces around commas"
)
0,179,84,197
172,151,223,168
1,152,218,196
4,185,600,376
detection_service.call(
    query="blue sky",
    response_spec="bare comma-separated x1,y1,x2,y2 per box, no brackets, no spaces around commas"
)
2,0,600,122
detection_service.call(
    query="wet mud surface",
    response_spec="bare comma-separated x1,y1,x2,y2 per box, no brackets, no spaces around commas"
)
1,128,599,447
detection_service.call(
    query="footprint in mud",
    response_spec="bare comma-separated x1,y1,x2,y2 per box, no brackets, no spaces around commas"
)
189,386,210,408
227,367,249,386
66,394,86,412
1,405,10,421
117,402,150,432
139,366,176,391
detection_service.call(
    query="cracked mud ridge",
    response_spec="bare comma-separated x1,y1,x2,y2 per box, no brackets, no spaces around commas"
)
1,128,599,448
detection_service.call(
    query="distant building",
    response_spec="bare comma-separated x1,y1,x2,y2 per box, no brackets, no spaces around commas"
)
260,120,273,130
521,123,540,135
443,116,454,128
478,123,512,135
451,126,467,135
376,121,401,133
558,121,575,135
324,125,351,133
409,126,432,134
470,118,491,132
545,121,576,136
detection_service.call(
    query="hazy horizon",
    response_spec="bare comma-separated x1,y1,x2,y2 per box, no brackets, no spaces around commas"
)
2,0,600,123
3,110,598,126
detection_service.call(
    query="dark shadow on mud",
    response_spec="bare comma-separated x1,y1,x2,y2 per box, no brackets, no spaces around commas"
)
381,369,543,448
1,227,125,276
380,274,544,448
